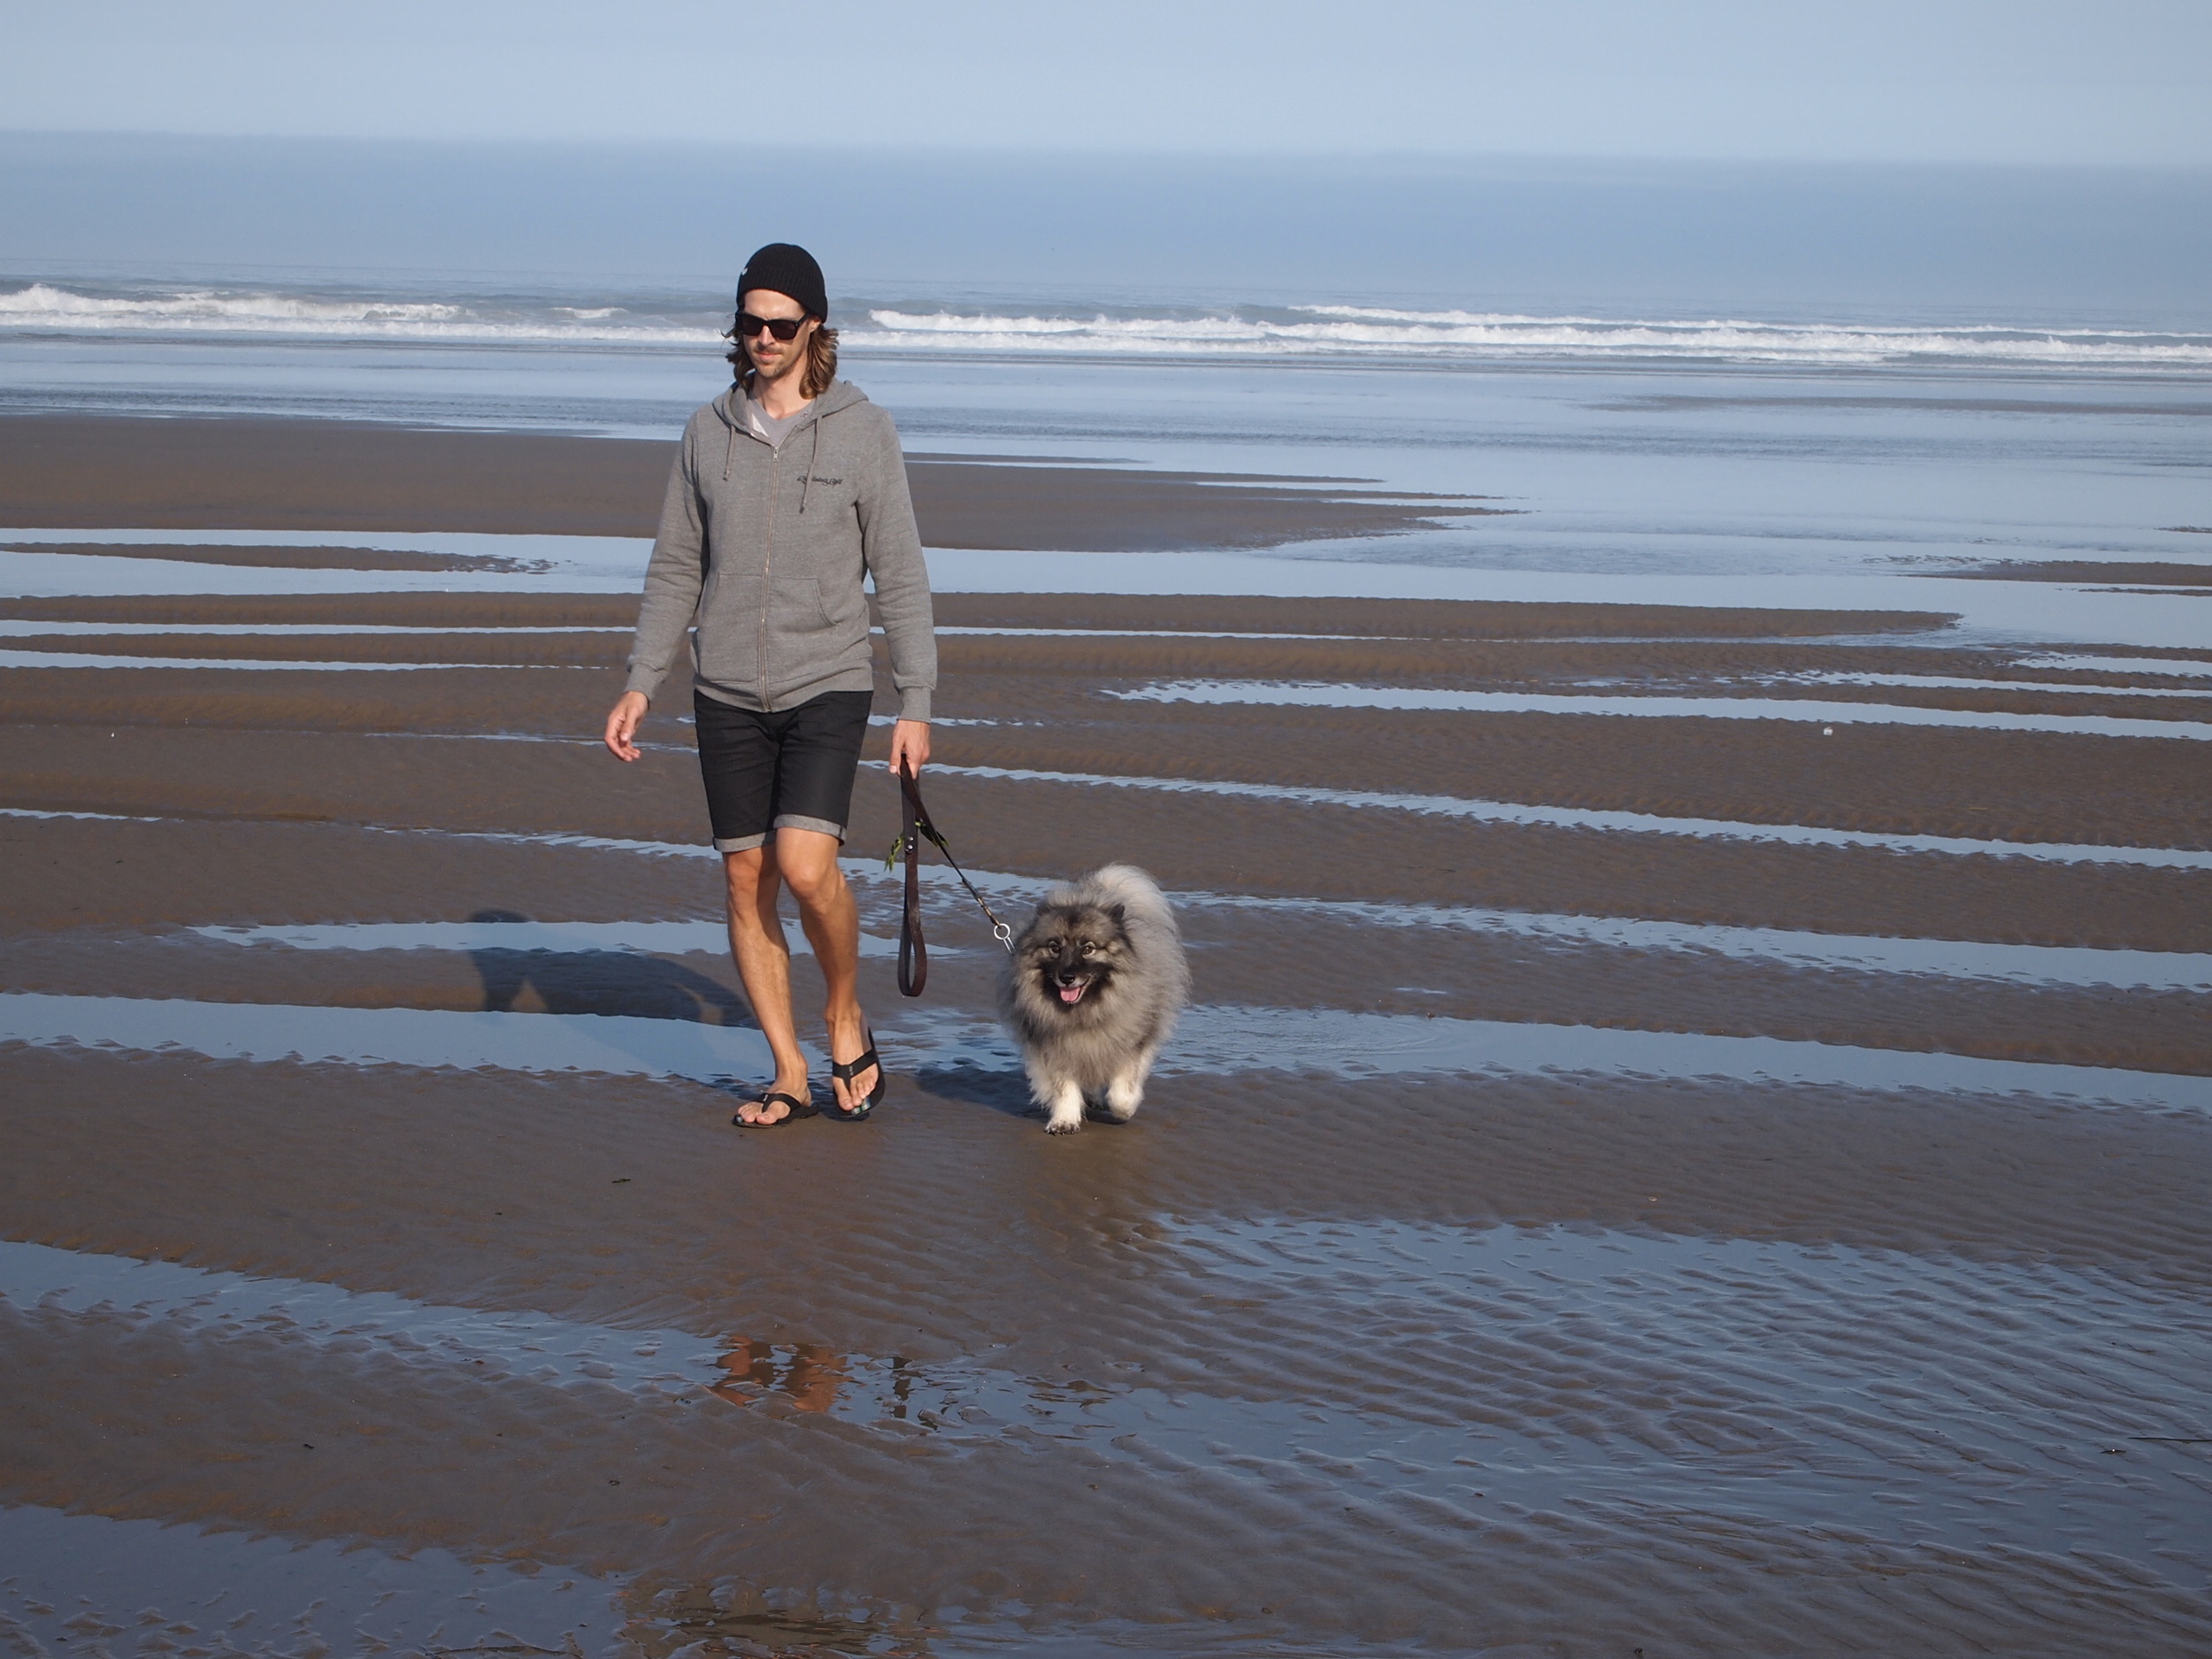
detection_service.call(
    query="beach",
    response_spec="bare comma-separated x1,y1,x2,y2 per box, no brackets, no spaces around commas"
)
3,371,2211,1658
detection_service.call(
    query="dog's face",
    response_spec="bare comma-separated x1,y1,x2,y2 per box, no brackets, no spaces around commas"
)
1018,901,1131,1011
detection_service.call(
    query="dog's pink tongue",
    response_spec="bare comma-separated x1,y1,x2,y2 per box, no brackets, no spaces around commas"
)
1058,982,1086,1005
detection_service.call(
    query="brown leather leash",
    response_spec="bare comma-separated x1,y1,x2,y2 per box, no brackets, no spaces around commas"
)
893,760,1013,997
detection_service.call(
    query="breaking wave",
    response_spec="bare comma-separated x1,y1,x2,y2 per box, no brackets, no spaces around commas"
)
0,282,715,345
6,281,2208,371
864,305,2212,370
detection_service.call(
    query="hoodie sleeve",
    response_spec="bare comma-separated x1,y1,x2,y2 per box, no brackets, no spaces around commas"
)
854,407,938,724
623,426,705,703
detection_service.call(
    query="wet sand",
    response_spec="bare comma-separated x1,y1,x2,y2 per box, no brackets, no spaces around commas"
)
1943,559,2212,587
1,540,549,572
0,414,1501,549
4,419,2211,1657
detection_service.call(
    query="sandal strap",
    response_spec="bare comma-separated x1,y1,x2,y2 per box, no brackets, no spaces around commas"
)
827,1044,880,1084
734,1090,816,1125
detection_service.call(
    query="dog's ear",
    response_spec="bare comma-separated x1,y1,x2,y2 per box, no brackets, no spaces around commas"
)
1107,902,1126,925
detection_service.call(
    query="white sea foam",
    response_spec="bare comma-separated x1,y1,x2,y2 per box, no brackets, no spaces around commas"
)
864,306,2212,371
0,282,713,345
10,280,2208,370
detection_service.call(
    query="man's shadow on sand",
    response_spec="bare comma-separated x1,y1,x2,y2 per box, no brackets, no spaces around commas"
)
467,910,1057,1115
467,909,756,1028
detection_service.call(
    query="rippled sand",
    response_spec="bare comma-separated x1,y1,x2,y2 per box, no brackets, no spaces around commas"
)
3,425,2211,1656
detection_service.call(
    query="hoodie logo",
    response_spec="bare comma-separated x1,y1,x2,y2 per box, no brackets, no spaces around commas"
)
808,475,843,486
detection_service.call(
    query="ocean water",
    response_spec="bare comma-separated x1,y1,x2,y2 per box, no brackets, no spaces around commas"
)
2,267,2208,642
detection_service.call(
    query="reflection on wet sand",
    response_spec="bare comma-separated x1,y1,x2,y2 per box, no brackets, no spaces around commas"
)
712,1339,852,1416
618,1581,930,1659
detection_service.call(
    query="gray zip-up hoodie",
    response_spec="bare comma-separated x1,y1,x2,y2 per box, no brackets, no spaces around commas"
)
625,380,935,722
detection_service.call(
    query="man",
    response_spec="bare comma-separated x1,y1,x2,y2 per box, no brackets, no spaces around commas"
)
603,242,934,1125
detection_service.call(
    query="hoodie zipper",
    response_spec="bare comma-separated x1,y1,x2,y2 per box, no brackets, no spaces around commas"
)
757,437,777,708
730,391,835,710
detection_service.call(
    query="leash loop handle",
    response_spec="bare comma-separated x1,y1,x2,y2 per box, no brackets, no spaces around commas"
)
895,760,1013,1000
898,760,927,997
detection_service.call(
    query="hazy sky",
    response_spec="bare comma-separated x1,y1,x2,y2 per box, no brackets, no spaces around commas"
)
3,0,2208,166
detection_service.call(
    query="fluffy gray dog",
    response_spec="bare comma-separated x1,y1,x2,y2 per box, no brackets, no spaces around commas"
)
997,864,1189,1134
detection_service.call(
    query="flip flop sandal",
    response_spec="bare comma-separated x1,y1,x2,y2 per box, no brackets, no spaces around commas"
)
824,1036,887,1122
732,1090,817,1128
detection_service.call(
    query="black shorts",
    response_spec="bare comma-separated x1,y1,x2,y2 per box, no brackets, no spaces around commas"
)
693,688,873,854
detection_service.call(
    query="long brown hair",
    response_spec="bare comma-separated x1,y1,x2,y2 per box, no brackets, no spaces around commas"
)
726,320,840,399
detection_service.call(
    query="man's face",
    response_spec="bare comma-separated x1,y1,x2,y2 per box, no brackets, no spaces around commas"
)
740,288,817,381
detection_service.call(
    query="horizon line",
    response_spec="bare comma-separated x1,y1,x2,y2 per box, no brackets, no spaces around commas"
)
4,129,2211,178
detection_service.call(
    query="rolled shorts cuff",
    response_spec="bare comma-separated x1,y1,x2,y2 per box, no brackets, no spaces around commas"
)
710,814,846,855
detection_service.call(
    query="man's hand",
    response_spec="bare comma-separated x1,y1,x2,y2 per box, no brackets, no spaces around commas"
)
603,691,649,762
887,718,932,779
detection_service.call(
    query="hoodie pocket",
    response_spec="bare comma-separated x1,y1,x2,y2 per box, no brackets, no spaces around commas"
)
772,576,838,640
693,570,766,687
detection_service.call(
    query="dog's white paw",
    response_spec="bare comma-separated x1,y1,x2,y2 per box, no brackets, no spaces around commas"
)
1103,1074,1146,1121
1041,1084,1087,1134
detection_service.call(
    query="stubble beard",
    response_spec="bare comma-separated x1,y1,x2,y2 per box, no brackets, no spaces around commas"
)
750,335,807,394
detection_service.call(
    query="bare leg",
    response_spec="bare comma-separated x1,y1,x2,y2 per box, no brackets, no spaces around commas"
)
724,845,811,1124
772,827,879,1114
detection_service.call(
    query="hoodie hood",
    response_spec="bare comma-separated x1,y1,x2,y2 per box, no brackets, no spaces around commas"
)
710,377,871,436
713,379,872,502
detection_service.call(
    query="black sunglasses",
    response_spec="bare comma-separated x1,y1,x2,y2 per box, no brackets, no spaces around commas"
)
734,311,808,342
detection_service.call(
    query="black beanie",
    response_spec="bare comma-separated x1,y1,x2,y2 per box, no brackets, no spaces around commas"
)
737,242,828,321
